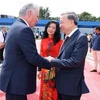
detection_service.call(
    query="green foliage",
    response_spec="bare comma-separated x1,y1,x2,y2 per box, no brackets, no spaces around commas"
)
39,7,60,20
39,6,51,19
96,17,100,21
39,7,100,21
49,17,60,20
78,12,99,21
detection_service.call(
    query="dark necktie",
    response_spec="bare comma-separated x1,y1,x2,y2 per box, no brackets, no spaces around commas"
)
60,36,69,50
3,32,7,42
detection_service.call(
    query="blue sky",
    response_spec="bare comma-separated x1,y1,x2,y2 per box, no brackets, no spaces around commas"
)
0,0,99,17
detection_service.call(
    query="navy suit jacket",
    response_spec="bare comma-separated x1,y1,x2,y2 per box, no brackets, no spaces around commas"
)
51,29,89,96
90,34,100,50
90,33,97,49
0,18,51,95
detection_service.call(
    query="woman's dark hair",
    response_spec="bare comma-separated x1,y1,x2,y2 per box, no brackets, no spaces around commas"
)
42,20,61,45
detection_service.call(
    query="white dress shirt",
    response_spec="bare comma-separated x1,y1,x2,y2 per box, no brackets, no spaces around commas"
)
19,17,30,27
67,28,78,38
0,31,4,43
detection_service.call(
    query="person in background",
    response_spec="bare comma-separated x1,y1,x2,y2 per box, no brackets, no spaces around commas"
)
87,34,92,46
35,31,39,39
90,26,100,74
0,31,4,63
46,12,89,100
38,20,63,100
1,26,7,40
0,26,7,63
0,3,51,100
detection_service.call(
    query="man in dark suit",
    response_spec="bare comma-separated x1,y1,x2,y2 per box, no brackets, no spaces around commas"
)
47,12,89,100
0,3,51,100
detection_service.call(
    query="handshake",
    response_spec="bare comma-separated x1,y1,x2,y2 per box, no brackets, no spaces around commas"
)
38,56,55,79
45,56,54,62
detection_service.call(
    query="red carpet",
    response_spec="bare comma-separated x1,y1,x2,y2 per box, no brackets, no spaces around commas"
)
0,60,100,100
81,61,100,100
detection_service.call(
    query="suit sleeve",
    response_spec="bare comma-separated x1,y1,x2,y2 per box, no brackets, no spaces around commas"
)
50,35,88,68
38,40,43,71
90,35,95,49
18,27,51,69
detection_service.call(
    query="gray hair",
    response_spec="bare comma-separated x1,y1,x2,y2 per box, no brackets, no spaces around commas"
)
19,3,39,16
61,12,79,25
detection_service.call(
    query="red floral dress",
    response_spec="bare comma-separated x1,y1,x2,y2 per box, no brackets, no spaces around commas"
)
39,37,63,100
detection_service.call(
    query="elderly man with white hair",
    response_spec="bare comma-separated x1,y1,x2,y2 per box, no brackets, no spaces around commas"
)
0,3,51,100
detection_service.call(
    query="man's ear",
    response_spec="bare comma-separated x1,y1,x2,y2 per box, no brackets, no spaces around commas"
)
28,10,32,16
71,20,74,25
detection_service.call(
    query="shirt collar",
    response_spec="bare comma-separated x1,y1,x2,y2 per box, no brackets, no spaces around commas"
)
67,28,78,37
19,17,30,27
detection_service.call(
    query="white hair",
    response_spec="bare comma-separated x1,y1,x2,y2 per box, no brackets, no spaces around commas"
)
61,12,79,25
19,3,39,17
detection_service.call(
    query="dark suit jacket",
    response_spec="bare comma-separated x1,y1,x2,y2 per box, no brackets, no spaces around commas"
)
0,18,51,95
50,29,89,96
90,33,97,49
90,34,100,50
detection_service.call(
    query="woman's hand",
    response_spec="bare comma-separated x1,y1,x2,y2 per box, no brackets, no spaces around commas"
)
0,42,5,49
37,71,42,79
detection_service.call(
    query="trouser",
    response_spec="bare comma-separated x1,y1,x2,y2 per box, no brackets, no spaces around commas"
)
58,93,81,100
0,48,4,62
6,93,27,100
92,50,100,72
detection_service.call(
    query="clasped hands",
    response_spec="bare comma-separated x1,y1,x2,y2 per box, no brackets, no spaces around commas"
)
45,56,54,62
38,56,54,79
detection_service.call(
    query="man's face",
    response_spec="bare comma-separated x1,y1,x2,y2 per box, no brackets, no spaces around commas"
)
29,9,39,28
94,28,97,33
96,29,100,34
94,28,99,34
2,27,7,32
60,15,72,34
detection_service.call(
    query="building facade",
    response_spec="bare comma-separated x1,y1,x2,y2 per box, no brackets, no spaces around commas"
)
0,17,100,39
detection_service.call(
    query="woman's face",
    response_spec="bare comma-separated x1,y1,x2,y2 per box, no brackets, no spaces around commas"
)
47,23,56,36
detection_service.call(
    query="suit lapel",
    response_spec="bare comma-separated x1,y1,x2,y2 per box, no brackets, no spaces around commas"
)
17,18,27,25
58,29,80,57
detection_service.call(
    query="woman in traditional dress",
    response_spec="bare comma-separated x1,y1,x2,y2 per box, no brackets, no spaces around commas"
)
38,20,63,100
